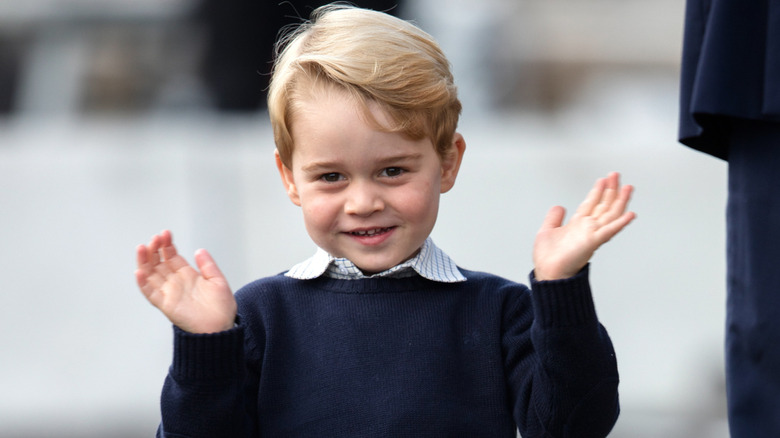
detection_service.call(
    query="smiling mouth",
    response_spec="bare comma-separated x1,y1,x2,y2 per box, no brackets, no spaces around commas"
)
349,227,394,236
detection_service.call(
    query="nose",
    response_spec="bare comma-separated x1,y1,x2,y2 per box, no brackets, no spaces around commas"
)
344,180,384,216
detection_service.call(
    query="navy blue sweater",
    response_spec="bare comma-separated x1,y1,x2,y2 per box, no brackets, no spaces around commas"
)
157,266,619,437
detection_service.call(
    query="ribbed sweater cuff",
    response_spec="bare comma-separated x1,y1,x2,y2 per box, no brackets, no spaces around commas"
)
171,325,245,381
529,264,597,328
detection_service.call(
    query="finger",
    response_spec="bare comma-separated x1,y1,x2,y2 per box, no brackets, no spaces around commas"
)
144,231,185,276
612,184,634,214
158,232,190,273
599,184,634,225
136,242,172,278
136,244,149,269
136,244,159,285
595,211,636,243
574,177,606,218
194,249,227,282
136,269,168,309
160,241,176,261
605,171,620,187
591,173,620,217
135,268,154,297
136,243,162,295
138,239,177,286
135,267,161,301
135,263,149,290
147,234,163,266
539,206,566,231
158,230,174,258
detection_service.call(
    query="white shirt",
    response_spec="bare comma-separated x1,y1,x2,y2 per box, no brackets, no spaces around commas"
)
285,237,466,283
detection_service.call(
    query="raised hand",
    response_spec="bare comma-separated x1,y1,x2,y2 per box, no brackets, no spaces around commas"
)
135,230,237,334
532,172,635,281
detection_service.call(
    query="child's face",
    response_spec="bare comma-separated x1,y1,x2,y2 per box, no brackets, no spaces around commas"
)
277,88,465,274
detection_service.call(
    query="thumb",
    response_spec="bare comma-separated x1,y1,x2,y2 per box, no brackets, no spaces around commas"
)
539,206,566,231
194,249,227,282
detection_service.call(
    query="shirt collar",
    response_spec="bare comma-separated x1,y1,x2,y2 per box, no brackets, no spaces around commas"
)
285,237,466,282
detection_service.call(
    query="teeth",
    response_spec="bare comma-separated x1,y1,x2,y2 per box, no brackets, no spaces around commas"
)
352,228,387,236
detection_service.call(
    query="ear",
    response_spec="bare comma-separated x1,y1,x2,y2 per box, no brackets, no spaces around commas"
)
440,133,466,193
275,149,301,206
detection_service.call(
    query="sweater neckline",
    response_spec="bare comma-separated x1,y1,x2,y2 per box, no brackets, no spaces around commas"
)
298,274,449,294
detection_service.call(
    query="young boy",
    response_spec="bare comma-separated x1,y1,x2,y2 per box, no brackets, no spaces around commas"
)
135,5,635,437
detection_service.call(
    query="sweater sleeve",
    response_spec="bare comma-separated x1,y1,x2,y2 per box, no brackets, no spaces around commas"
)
503,265,620,438
157,325,259,438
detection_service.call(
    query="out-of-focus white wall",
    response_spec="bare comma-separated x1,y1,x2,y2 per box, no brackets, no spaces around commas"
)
0,1,731,437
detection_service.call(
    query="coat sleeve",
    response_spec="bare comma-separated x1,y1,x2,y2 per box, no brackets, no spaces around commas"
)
156,325,259,438
502,265,619,438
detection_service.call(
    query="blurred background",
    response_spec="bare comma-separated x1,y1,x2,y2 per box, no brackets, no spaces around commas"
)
0,0,728,437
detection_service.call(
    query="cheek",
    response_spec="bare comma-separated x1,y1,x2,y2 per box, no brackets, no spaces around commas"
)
300,195,339,230
397,181,440,222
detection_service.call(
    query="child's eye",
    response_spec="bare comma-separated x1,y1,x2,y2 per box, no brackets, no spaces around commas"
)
320,173,344,182
381,167,404,177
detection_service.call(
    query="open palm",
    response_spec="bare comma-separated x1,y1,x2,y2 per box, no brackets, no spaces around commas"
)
135,230,237,334
533,172,635,281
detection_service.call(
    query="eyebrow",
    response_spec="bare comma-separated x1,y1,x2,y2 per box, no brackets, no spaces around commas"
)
300,153,424,173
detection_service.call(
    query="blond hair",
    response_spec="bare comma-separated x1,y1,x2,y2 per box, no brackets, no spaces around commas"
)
268,4,462,167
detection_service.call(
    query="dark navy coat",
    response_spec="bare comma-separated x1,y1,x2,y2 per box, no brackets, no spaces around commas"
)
679,0,780,159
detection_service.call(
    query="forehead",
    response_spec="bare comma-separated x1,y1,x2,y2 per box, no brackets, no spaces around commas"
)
292,86,426,144
291,81,380,127
289,90,435,167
